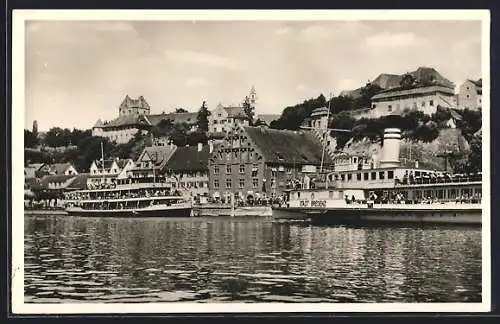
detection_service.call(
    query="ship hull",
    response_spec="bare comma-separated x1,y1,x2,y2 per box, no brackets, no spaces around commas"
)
272,205,481,225
66,206,192,218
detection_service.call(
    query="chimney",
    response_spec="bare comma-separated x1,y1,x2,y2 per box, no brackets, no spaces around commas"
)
197,142,203,152
380,128,401,168
208,140,214,153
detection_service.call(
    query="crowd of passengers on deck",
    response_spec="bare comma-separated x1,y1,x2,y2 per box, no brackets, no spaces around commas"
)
65,188,182,201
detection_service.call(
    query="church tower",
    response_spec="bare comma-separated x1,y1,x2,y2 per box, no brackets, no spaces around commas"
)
248,86,258,110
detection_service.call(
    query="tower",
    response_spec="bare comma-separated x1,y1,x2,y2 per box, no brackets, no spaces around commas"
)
32,120,38,137
249,86,258,109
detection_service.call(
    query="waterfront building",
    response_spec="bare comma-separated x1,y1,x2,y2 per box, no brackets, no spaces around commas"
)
36,162,78,177
208,125,334,202
126,144,177,182
163,143,212,202
457,79,482,110
88,158,134,187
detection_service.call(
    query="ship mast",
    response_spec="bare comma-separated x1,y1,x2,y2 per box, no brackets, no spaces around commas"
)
100,141,105,183
320,92,333,173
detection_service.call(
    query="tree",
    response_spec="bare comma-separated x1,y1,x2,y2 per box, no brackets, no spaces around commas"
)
467,133,482,173
24,129,39,148
242,96,255,125
151,119,174,138
175,108,188,113
197,101,211,132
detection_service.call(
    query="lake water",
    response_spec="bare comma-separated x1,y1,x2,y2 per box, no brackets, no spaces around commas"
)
24,215,481,303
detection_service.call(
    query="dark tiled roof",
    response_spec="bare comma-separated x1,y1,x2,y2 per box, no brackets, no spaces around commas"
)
224,106,247,119
468,78,482,88
40,174,76,186
116,158,131,169
120,95,150,110
25,177,44,190
244,126,333,166
147,112,198,126
67,173,89,190
49,163,74,175
371,73,401,89
165,145,210,172
103,114,151,128
371,84,455,100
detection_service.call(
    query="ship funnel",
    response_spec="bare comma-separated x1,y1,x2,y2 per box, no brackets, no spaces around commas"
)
380,128,401,168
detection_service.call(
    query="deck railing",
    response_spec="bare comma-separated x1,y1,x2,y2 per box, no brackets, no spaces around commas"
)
395,174,482,186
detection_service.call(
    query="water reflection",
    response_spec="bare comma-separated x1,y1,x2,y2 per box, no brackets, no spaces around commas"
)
24,215,481,303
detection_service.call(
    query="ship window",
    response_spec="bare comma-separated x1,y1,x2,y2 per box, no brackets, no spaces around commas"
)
347,174,352,181
353,157,357,163
388,171,394,179
364,172,369,180
340,174,345,181
379,171,385,180
429,100,434,106
329,191,333,199
415,171,421,177
297,192,300,198
357,173,362,181
371,172,376,180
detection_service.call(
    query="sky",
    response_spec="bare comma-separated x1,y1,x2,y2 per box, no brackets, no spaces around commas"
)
24,19,482,131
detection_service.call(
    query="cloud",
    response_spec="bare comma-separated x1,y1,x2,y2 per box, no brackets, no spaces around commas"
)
298,25,333,42
364,32,421,48
275,27,292,36
184,77,209,87
296,22,373,43
295,84,307,91
164,49,240,70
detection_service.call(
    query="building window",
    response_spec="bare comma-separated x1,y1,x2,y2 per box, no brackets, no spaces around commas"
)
252,178,259,188
466,94,470,98
388,105,392,112
214,166,219,175
217,113,222,117
429,100,434,106
213,120,218,124
347,173,352,181
239,179,245,188
226,179,232,188
226,152,231,161
372,104,377,108
252,164,258,177
371,172,376,180
357,173,362,181
379,171,385,180
239,165,245,173
364,172,369,180
214,180,219,188
388,171,394,179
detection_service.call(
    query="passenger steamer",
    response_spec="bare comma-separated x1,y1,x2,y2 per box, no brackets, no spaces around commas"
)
273,128,482,225
64,183,192,217
63,143,193,217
